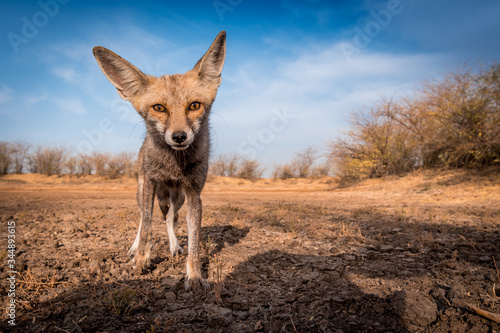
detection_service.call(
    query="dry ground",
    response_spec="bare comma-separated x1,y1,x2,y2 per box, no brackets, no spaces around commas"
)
0,170,499,332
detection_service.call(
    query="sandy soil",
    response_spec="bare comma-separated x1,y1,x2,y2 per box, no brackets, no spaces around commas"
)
0,170,499,332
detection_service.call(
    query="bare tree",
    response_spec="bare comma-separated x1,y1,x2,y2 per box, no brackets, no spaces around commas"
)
272,163,295,180
225,153,240,177
237,158,264,180
11,141,31,174
209,154,228,176
291,147,317,178
77,153,93,176
418,64,500,167
91,152,109,176
328,101,417,180
328,62,500,180
28,145,67,176
65,156,78,176
310,162,330,177
0,142,12,174
107,155,125,179
209,153,242,177
117,152,137,178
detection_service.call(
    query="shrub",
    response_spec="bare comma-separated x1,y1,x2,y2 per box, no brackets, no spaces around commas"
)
291,147,317,178
77,153,93,175
209,153,241,177
107,152,136,179
11,141,31,174
0,142,13,174
91,152,109,176
272,163,295,180
310,162,330,177
236,158,264,180
65,156,78,175
328,63,500,180
28,145,67,176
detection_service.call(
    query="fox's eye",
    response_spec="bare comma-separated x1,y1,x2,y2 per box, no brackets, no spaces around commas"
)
152,104,165,112
189,102,201,111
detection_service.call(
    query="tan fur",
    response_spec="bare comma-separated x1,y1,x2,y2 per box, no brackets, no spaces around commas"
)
93,31,226,290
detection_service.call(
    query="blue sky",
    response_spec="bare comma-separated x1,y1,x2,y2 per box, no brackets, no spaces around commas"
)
1,0,499,171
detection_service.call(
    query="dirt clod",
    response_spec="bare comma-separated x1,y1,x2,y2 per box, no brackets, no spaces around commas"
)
391,291,438,327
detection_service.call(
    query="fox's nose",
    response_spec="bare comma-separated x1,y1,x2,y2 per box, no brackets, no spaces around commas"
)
172,131,187,144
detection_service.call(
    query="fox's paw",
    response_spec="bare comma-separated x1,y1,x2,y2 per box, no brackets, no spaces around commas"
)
170,244,184,257
185,277,210,291
127,245,137,259
185,258,207,291
131,253,151,272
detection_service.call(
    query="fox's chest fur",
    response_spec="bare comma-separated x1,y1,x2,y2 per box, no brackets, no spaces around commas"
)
140,120,210,192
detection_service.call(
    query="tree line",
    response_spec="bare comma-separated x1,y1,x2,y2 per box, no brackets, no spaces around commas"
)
0,142,328,180
208,148,330,180
0,142,136,179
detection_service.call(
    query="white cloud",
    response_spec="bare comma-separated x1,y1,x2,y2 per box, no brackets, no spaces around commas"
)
53,67,77,82
0,85,14,104
26,91,48,104
52,96,86,115
212,41,445,166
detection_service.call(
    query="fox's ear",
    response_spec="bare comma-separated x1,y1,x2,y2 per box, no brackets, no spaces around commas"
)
193,31,226,84
93,46,147,100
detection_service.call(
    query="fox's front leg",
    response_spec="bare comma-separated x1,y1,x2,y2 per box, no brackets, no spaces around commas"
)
184,188,209,291
129,175,156,271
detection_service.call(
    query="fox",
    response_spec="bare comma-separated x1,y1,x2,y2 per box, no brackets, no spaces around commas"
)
92,31,226,290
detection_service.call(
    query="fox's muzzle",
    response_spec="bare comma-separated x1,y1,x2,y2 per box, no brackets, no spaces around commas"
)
165,129,193,150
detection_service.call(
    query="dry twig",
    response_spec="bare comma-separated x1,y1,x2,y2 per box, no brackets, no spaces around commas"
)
290,316,298,333
493,256,500,284
466,303,500,324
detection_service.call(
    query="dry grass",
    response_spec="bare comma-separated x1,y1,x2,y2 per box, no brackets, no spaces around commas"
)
333,221,364,239
14,269,71,313
104,287,137,315
0,173,137,190
210,254,226,306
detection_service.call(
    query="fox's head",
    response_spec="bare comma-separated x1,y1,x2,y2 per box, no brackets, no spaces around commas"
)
93,31,226,151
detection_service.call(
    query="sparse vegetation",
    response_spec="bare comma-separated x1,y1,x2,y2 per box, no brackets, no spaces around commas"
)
272,147,329,179
236,158,264,180
272,162,295,180
291,146,317,178
11,140,31,174
209,153,264,180
0,143,137,178
77,152,93,176
209,153,240,177
28,145,67,176
91,152,109,177
328,63,500,181
0,141,12,174
210,254,225,306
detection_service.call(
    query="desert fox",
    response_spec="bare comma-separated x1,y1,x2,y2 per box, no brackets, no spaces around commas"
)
92,31,226,290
